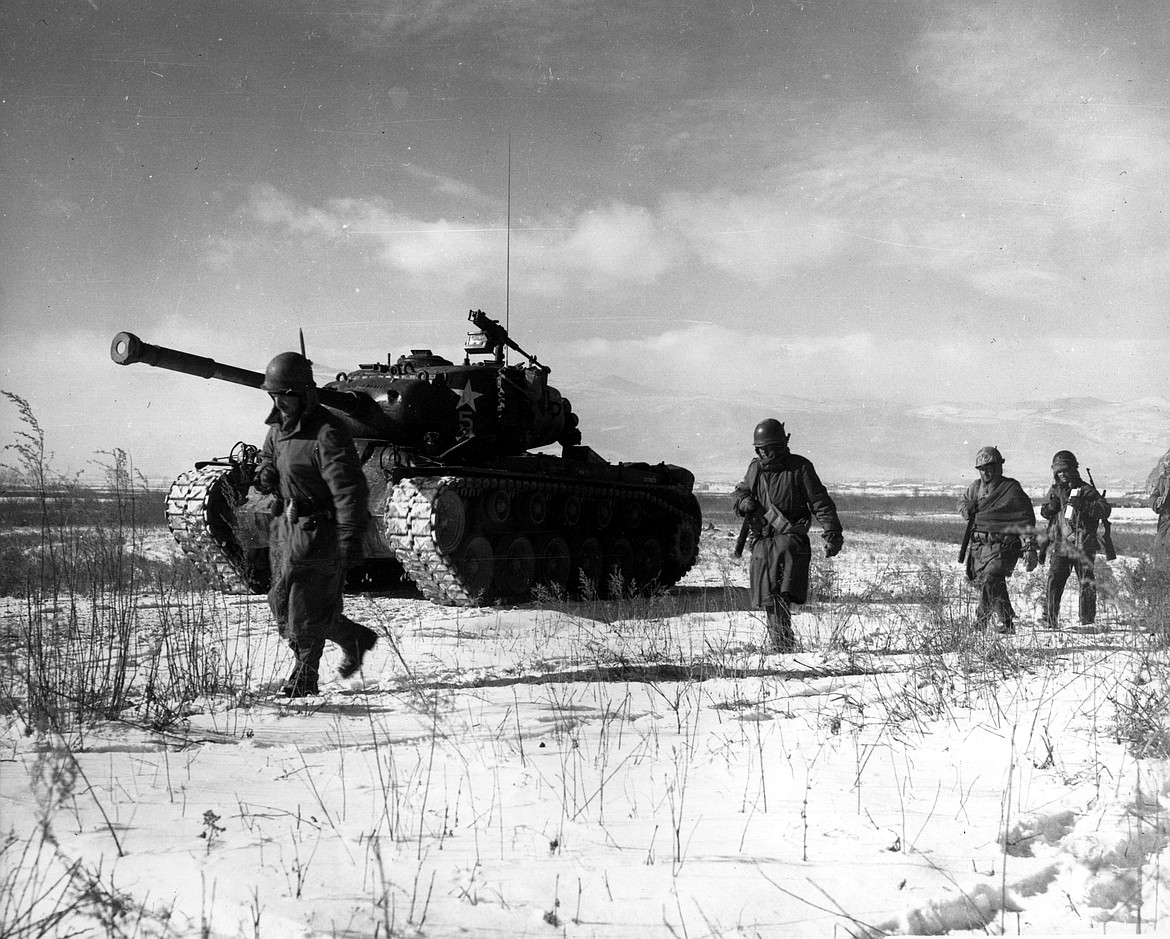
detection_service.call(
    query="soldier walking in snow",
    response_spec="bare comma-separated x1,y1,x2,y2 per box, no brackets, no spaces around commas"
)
255,351,379,697
958,446,1037,633
733,419,844,653
1038,450,1112,628
1152,461,1170,559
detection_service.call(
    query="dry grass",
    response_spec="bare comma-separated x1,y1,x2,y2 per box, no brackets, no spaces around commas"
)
3,402,1170,936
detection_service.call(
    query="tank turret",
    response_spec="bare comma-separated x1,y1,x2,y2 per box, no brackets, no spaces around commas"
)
110,311,700,605
112,311,581,462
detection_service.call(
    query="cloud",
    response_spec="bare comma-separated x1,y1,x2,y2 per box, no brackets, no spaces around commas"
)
517,202,678,292
909,2,1170,293
200,0,1170,329
210,184,499,291
548,322,1168,407
661,191,846,284
401,165,497,206
227,181,858,296
302,1,688,95
217,184,680,294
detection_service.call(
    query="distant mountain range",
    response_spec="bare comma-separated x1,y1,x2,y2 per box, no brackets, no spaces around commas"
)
567,379,1170,490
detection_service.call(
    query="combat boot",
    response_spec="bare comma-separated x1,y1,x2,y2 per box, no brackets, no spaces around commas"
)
337,619,379,679
764,602,796,654
1079,585,1097,626
280,639,325,697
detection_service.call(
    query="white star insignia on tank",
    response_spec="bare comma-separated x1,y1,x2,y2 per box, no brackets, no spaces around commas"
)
455,384,482,410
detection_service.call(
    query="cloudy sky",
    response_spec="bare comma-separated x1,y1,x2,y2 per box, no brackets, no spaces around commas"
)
2,0,1167,482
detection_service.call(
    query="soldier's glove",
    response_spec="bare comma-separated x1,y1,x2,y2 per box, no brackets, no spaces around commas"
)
737,496,759,517
255,463,280,495
823,531,844,558
1024,543,1039,573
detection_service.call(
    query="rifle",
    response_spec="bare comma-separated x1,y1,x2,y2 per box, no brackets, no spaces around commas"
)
1085,467,1117,561
735,499,797,557
733,515,752,558
958,506,976,564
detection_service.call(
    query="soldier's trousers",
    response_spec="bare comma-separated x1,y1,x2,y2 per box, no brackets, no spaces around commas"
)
966,535,1021,630
749,533,809,652
1156,518,1170,562
1046,553,1097,625
268,512,371,649
974,579,1015,629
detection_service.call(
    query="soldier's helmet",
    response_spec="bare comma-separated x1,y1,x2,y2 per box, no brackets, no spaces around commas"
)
1051,450,1078,472
753,418,789,449
974,446,1004,468
261,352,315,393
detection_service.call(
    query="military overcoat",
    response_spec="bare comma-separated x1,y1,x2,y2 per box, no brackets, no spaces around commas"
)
258,403,368,641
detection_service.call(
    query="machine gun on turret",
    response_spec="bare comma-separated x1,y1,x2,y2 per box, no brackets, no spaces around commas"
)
465,309,542,366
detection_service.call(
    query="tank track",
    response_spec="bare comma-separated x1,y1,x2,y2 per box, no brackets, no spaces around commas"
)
385,474,701,607
165,465,266,595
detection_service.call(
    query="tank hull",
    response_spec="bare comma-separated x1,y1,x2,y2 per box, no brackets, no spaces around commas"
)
164,447,701,605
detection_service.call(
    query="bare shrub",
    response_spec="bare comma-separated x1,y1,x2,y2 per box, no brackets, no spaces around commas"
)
1,393,251,735
1110,657,1170,759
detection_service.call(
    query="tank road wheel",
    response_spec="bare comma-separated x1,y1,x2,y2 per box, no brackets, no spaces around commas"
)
536,536,572,592
483,488,512,526
574,537,604,594
495,534,536,597
594,498,614,530
620,500,643,532
432,489,467,553
519,491,548,528
559,495,582,528
633,537,665,588
454,536,494,601
668,518,700,570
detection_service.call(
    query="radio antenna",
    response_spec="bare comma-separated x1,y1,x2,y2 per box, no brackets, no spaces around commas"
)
505,134,512,363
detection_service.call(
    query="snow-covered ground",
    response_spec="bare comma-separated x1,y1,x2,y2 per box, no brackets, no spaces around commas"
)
2,528,1169,937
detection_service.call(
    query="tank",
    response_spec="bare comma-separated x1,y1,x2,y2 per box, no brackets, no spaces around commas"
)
110,311,702,605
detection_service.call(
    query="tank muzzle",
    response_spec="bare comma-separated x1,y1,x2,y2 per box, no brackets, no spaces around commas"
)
110,332,144,365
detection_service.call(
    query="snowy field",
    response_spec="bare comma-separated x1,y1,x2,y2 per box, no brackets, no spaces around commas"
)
2,525,1169,937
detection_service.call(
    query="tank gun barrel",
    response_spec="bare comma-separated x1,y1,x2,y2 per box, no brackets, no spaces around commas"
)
111,330,379,430
111,332,266,388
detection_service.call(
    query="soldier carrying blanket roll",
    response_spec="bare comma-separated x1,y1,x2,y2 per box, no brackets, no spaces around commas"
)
957,446,1038,634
